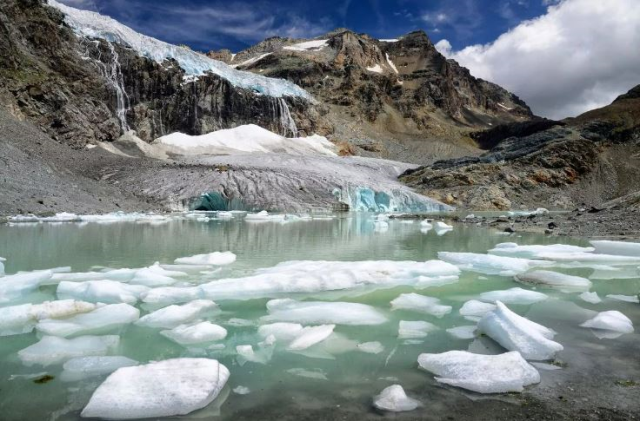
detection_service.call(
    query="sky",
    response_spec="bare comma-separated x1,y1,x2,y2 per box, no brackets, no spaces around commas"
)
58,0,640,119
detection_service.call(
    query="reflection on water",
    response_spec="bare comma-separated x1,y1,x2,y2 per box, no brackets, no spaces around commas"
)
0,214,638,420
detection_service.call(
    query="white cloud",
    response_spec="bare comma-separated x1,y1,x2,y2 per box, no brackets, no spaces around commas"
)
435,0,640,119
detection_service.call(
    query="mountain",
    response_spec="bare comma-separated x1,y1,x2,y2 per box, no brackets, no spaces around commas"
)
399,84,640,210
209,30,533,163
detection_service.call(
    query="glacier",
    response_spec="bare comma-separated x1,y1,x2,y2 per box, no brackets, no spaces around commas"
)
48,0,312,100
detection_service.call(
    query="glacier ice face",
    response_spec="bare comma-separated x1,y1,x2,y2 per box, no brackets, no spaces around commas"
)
61,356,138,382
390,293,452,318
590,240,640,257
18,335,120,366
437,252,552,276
580,311,634,334
514,270,592,292
36,303,139,337
160,322,228,346
57,280,149,304
81,358,230,419
417,350,540,394
339,187,451,213
262,299,387,325
398,320,437,339
478,302,563,361
373,385,420,412
48,1,312,100
479,287,548,305
136,300,219,329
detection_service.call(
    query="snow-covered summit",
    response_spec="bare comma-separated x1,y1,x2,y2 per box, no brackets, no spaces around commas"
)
47,0,312,100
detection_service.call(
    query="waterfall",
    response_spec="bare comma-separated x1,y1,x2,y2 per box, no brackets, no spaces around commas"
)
273,98,298,137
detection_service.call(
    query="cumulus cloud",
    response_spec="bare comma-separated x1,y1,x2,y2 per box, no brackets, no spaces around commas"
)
435,0,640,119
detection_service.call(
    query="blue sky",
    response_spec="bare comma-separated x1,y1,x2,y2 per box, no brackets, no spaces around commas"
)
61,0,553,53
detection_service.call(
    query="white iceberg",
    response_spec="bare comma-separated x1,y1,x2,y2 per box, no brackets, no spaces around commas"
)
262,299,387,325
446,325,477,340
18,335,119,366
160,322,227,345
81,358,230,419
287,325,335,351
438,252,551,276
57,280,149,304
36,303,139,337
61,356,138,382
358,341,384,354
488,243,593,259
590,240,640,257
141,286,201,305
390,293,452,318
258,322,304,342
417,350,540,393
136,300,218,329
236,344,273,365
459,300,497,321
49,268,137,284
0,270,53,303
129,263,186,287
398,320,437,339
579,291,602,304
515,270,591,291
478,302,563,360
580,311,633,334
373,385,420,412
174,252,237,266
479,287,548,305
0,300,96,337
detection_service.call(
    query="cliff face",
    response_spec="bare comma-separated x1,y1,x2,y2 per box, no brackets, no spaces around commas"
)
0,0,320,147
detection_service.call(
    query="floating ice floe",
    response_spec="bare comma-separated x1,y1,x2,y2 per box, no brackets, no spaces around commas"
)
0,270,53,304
478,302,563,361
58,280,150,304
514,270,591,292
198,260,459,301
287,325,335,351
417,350,540,393
258,322,304,342
233,386,251,395
129,263,187,287
81,358,230,419
174,252,237,266
446,325,477,340
18,335,120,366
580,311,634,334
136,300,218,329
141,286,201,305
358,341,384,354
373,385,420,412
589,266,640,280
236,344,273,365
479,287,548,305
49,268,137,284
390,293,452,318
459,300,497,322
398,320,437,339
438,252,551,276
535,251,640,265
0,300,96,337
579,291,602,304
590,240,640,257
160,322,227,345
415,275,459,288
606,294,639,303
244,211,286,223
488,243,594,259
262,299,387,325
60,356,138,382
36,303,139,337
433,221,453,235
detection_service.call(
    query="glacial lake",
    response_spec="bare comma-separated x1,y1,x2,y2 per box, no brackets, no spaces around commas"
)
0,212,639,420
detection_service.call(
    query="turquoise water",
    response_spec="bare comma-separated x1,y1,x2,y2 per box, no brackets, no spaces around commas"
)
0,214,638,420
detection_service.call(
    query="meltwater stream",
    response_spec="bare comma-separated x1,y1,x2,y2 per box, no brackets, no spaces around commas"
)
0,213,639,420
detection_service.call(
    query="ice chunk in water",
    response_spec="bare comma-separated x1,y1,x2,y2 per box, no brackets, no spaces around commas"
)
579,291,602,304
129,263,186,287
446,326,477,340
287,325,335,351
590,240,640,257
606,294,639,303
489,243,594,259
515,270,591,291
373,385,420,412
61,356,138,382
160,322,227,345
438,252,551,276
233,386,250,395
136,300,218,329
479,287,548,305
57,280,149,304
580,311,633,334
36,304,139,337
258,323,304,342
262,299,387,325
18,335,120,366
417,350,540,393
415,275,459,288
398,320,437,339
236,344,273,365
141,286,201,304
81,358,229,419
478,302,563,360
459,300,496,321
174,252,237,266
0,270,53,303
390,293,452,318
0,300,96,337
49,268,137,284
358,341,384,354
536,251,640,265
